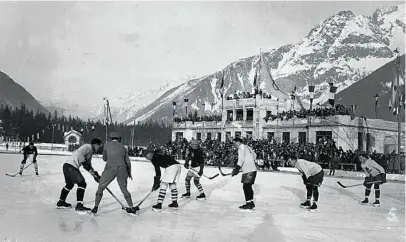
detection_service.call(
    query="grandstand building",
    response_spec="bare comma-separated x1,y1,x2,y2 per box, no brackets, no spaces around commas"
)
171,96,405,154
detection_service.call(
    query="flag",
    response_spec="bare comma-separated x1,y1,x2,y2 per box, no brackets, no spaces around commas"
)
389,50,405,115
58,123,60,130
350,104,357,120
219,72,225,98
253,68,258,95
37,132,39,139
374,93,379,107
328,83,337,106
172,101,176,116
308,85,315,101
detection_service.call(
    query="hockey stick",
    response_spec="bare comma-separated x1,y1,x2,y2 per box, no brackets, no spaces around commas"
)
105,187,127,210
217,166,240,176
337,180,382,188
134,189,153,209
189,167,219,180
6,161,33,177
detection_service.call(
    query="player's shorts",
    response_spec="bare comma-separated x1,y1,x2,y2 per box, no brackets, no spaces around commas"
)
308,170,324,186
63,163,85,184
241,171,257,184
22,154,35,164
186,168,201,178
161,164,181,184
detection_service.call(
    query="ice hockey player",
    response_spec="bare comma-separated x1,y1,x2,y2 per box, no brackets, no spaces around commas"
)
359,153,386,206
231,137,258,210
182,139,206,200
56,138,103,213
91,132,138,215
145,149,181,211
19,142,39,175
289,154,324,211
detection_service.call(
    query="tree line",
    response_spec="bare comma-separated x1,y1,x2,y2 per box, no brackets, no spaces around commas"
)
0,104,172,146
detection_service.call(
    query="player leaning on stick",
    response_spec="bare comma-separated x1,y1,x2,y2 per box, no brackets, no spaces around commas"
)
231,137,257,210
182,139,206,200
19,142,39,175
289,154,324,211
145,149,181,211
359,153,386,207
91,132,137,215
56,138,103,213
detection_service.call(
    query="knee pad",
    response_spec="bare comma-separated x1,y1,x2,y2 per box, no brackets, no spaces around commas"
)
193,178,200,185
160,183,169,189
77,182,87,189
169,183,177,190
185,176,192,182
65,183,74,190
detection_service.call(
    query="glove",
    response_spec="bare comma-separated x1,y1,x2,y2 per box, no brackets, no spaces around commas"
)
152,176,161,191
127,168,133,180
232,165,241,176
184,163,189,169
302,175,309,185
32,158,37,163
91,170,101,183
198,169,203,176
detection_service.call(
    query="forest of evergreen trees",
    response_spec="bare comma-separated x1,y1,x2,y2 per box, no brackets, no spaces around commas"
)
0,104,172,146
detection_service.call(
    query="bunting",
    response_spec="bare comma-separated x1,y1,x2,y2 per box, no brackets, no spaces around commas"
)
328,83,337,106
389,49,405,115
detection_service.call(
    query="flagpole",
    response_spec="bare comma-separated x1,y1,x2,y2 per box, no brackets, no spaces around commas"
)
396,52,401,163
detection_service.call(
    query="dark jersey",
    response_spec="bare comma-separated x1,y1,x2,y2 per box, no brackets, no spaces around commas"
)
23,146,38,160
151,153,179,177
187,148,204,168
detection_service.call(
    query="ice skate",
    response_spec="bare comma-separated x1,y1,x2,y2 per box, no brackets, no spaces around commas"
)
75,203,91,214
168,201,179,210
196,193,206,200
152,203,162,212
125,207,138,216
181,192,191,198
300,200,311,208
91,206,98,214
308,203,317,211
239,202,255,211
56,200,72,209
373,200,380,207
361,198,369,205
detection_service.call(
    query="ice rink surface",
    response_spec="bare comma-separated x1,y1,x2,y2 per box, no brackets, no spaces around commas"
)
0,153,404,242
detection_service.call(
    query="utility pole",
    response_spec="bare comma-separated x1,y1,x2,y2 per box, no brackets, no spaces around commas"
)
131,120,135,148
51,124,55,150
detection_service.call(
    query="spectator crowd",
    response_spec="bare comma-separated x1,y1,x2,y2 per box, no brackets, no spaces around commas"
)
140,137,405,175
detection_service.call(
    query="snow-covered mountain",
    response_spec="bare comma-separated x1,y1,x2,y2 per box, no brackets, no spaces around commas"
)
124,4,405,124
91,81,178,123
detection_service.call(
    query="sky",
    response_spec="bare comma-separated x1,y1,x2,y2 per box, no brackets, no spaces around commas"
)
0,1,402,106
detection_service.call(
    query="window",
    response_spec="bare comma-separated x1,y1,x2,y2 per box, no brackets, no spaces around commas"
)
68,136,77,144
196,133,201,140
175,132,183,141
227,110,233,121
267,132,274,140
283,132,290,144
246,109,253,121
206,132,212,140
217,132,222,141
235,131,241,138
316,131,332,143
236,109,243,121
246,131,253,139
266,111,272,117
298,132,307,144
358,132,364,151
226,132,231,142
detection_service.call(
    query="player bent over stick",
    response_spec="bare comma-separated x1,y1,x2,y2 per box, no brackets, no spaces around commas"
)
182,140,206,200
56,138,103,213
231,138,258,211
359,153,386,207
145,150,181,211
19,142,39,176
289,155,324,211
91,132,138,215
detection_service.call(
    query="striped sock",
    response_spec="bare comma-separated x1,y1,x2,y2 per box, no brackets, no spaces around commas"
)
34,163,38,173
171,189,178,202
157,188,167,204
195,182,204,194
185,179,191,193
19,164,24,173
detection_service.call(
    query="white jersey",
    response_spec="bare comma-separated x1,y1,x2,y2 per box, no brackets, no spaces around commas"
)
295,159,322,179
361,158,385,177
237,144,257,174
65,144,94,169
